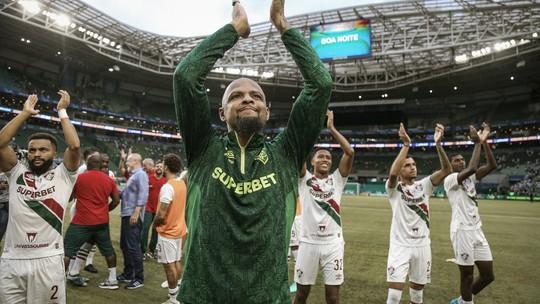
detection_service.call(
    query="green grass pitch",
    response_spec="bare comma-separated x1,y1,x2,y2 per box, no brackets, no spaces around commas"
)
3,196,538,303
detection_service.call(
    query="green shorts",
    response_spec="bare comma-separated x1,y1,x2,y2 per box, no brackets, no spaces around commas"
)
64,223,115,257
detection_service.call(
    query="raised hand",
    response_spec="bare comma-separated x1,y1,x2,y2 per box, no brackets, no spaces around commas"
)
120,148,127,161
469,125,480,143
57,90,70,110
23,94,40,116
399,123,411,146
270,0,290,34
326,110,334,130
231,1,250,38
478,122,491,143
434,123,444,144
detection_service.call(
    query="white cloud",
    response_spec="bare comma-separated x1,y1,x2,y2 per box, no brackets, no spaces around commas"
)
81,0,388,37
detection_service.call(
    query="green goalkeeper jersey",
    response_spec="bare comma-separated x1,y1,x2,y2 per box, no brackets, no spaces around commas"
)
173,24,332,304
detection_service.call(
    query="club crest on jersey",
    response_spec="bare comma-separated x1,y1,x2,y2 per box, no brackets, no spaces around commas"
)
318,224,327,232
296,269,304,278
255,149,269,165
461,253,469,261
27,232,38,243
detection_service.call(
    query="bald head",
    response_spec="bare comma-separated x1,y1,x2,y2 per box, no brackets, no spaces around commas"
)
222,78,266,107
219,78,270,135
86,153,102,170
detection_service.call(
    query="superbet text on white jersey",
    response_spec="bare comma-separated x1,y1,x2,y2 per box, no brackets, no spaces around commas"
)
2,161,77,259
385,176,434,247
298,170,347,245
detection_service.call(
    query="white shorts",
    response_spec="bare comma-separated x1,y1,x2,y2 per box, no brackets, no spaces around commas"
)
289,217,302,247
387,243,431,285
156,235,182,264
0,254,66,304
451,229,492,266
294,242,344,285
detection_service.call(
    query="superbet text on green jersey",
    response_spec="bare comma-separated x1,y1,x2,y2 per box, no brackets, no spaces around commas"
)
2,162,77,259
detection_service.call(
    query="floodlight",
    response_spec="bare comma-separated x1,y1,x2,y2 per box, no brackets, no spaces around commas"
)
19,0,41,15
54,14,70,27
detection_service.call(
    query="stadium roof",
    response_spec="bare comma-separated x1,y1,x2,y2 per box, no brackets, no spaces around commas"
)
1,0,539,92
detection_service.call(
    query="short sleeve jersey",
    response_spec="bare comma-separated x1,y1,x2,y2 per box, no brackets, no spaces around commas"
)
2,162,78,259
72,170,119,226
444,173,481,232
298,170,347,244
385,176,434,247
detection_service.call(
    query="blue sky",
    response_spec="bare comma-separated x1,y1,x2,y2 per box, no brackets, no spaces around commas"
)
82,0,388,37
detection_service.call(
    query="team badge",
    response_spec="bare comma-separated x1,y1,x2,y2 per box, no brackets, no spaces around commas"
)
460,253,469,261
255,149,269,165
296,269,304,278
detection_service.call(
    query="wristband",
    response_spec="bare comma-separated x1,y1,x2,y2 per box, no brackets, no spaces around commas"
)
232,0,240,6
58,109,69,119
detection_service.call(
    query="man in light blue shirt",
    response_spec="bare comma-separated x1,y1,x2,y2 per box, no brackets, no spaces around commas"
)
118,153,148,289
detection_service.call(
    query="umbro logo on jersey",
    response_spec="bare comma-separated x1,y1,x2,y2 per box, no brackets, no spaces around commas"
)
44,172,55,181
27,232,38,243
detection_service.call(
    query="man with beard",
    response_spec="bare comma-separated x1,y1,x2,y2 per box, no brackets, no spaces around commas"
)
385,123,452,304
172,0,332,302
141,159,167,259
0,92,80,303
294,110,354,304
153,153,187,304
445,123,496,304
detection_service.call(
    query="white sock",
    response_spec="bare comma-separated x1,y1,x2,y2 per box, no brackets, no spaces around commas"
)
86,245,97,266
386,288,402,304
409,287,423,304
168,286,179,300
292,249,298,261
108,267,117,282
71,257,85,276
67,258,76,276
460,296,474,304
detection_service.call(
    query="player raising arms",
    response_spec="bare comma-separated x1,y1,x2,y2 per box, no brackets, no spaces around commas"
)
445,123,496,304
172,0,332,302
0,91,80,304
385,123,451,304
294,110,354,304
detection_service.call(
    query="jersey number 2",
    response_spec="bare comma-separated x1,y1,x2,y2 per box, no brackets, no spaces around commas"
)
50,285,58,300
